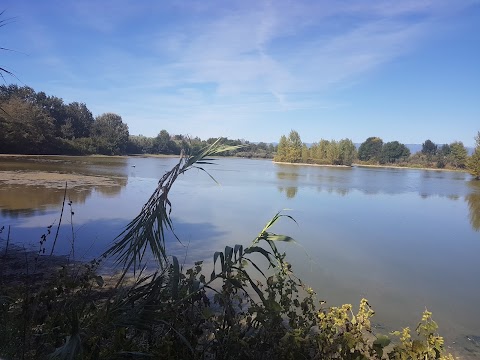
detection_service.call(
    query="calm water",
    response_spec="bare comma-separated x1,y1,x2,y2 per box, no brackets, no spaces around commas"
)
1,156,479,355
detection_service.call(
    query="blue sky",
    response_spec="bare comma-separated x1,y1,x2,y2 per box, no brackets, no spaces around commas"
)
1,1,479,145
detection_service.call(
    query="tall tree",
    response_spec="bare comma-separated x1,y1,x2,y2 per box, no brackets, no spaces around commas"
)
0,85,38,104
380,141,411,164
92,113,129,155
326,140,340,165
35,92,68,137
338,138,357,166
274,135,288,162
317,139,330,161
468,132,480,179
286,130,302,163
358,137,383,162
435,144,452,168
62,102,94,139
301,144,309,163
421,139,437,157
0,97,56,154
154,129,180,154
448,141,468,169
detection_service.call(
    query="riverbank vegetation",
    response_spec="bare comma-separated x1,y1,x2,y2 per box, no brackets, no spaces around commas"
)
467,132,480,180
275,130,480,177
2,84,478,173
0,141,456,359
274,130,357,166
0,85,275,158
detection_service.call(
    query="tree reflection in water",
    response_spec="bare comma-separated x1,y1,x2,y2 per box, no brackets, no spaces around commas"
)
276,170,299,199
466,182,480,231
0,178,127,218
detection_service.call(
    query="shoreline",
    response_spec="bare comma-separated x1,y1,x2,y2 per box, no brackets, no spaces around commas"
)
273,160,468,173
273,161,351,168
353,163,468,173
0,153,180,159
0,154,469,174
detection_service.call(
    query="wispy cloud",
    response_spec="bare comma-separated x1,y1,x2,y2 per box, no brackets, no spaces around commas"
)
3,0,478,141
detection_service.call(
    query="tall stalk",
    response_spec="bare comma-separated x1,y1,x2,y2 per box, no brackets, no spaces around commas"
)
50,182,67,256
103,138,242,283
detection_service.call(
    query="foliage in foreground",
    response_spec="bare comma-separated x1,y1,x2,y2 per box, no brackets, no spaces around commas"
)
0,140,455,359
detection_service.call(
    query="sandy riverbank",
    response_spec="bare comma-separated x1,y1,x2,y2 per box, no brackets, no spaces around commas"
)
0,170,122,189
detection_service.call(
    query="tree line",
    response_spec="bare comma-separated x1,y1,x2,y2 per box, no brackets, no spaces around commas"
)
128,133,277,158
274,130,357,166
2,84,479,177
0,85,129,155
274,130,480,178
0,85,276,157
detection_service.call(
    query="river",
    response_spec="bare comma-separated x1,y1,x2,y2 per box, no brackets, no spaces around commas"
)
0,155,479,356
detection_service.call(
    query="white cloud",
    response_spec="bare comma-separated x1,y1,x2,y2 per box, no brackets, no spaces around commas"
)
5,0,477,140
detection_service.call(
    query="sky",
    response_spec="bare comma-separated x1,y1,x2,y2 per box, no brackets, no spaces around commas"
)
1,1,479,146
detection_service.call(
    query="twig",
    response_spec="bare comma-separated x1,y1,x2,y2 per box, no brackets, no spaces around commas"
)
69,199,75,262
22,247,30,360
0,225,11,281
50,182,67,256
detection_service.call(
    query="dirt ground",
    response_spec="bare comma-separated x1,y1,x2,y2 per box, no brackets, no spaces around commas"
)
0,170,122,189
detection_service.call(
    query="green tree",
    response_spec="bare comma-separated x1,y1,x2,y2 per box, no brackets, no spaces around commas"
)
285,130,302,163
128,135,155,154
301,144,309,163
468,132,480,179
449,141,468,169
310,139,331,164
326,140,340,165
421,139,437,157
92,113,129,155
267,143,275,154
358,137,383,162
435,144,451,168
35,91,72,137
153,129,180,154
438,144,451,156
0,96,56,154
338,138,357,166
380,141,410,164
0,84,37,103
274,134,287,162
468,150,480,180
62,102,94,139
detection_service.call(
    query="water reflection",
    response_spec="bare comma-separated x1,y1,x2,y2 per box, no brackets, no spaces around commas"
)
0,156,129,217
278,186,298,198
0,185,89,217
0,178,127,218
94,181,127,197
274,163,473,199
276,171,299,199
466,181,480,231
466,193,480,231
